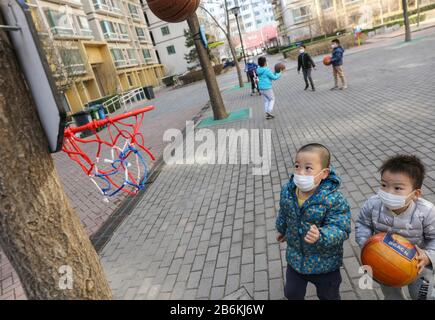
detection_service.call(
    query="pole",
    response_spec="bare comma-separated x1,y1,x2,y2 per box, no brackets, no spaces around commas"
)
186,13,228,120
235,13,246,66
417,0,421,27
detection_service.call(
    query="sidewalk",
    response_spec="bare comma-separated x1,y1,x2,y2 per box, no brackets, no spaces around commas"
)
98,29,435,300
2,28,435,300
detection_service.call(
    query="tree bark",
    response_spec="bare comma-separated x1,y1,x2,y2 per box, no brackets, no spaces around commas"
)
187,13,228,120
0,28,112,299
402,0,412,42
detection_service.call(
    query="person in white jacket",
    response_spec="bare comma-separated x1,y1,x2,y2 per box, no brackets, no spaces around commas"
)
356,154,435,300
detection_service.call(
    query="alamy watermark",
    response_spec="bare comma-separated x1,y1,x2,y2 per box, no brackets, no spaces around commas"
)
163,121,272,175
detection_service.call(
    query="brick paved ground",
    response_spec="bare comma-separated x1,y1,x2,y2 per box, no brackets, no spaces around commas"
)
2,27,435,300
0,65,239,300
99,28,435,300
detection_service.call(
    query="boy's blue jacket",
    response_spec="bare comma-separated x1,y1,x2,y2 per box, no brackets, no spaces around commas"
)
275,168,351,275
245,62,258,74
331,46,344,66
256,66,281,90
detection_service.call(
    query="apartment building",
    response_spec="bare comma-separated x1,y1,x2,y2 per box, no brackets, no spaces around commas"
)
272,0,435,43
142,1,191,75
26,0,164,113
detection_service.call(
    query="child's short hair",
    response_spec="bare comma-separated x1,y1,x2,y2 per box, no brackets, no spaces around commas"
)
297,143,331,169
379,155,425,189
258,56,267,67
300,45,306,49
332,39,340,45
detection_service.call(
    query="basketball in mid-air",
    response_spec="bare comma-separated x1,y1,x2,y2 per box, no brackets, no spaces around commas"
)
274,63,285,73
361,232,419,287
323,56,332,66
146,0,200,23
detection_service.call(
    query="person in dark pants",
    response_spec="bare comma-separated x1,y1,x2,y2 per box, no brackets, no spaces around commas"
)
285,266,342,300
297,45,316,91
276,143,351,300
245,58,260,96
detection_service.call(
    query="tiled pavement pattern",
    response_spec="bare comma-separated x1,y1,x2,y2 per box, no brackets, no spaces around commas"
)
100,28,435,300
0,26,435,300
0,65,234,299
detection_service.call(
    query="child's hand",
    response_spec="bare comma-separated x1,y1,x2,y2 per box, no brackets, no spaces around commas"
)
277,233,286,243
304,225,320,244
416,245,431,274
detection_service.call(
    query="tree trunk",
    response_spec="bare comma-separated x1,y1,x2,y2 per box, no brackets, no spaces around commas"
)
402,0,412,42
0,28,112,299
187,13,228,120
227,35,244,88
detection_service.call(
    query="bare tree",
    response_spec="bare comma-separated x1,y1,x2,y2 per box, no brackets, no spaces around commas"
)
186,13,228,120
322,17,338,36
199,0,245,88
0,22,112,300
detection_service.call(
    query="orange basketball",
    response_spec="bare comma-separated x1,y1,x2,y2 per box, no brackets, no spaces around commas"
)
323,56,332,66
147,0,200,23
274,62,285,73
361,232,419,287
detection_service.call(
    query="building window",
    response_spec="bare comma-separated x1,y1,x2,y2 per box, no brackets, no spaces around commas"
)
118,23,129,39
166,45,176,55
161,26,170,36
100,20,117,39
44,9,75,36
59,48,86,75
136,27,147,41
127,49,138,65
292,6,311,23
142,48,152,61
127,74,134,87
110,48,126,67
321,0,333,10
128,3,140,20
245,22,252,28
76,16,93,37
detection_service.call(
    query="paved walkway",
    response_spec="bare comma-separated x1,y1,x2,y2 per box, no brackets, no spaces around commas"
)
2,27,435,300
99,28,435,300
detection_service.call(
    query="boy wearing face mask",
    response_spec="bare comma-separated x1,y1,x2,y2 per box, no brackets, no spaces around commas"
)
276,143,351,300
297,45,316,91
356,155,435,300
330,39,347,90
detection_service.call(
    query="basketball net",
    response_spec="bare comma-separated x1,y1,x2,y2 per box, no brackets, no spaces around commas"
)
62,106,155,201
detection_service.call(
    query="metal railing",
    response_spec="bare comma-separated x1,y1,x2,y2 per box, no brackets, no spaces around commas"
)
102,87,148,113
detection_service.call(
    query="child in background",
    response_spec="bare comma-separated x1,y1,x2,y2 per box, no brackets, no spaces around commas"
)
256,56,281,120
356,155,435,300
330,39,347,90
276,143,351,300
297,45,316,91
245,58,260,96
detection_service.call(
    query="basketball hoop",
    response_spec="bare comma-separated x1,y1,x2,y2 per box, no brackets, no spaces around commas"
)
62,106,155,199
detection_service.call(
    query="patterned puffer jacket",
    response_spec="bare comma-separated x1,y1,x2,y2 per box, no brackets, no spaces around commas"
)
276,168,351,275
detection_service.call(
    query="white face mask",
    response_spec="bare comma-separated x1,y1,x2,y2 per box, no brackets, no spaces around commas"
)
331,44,336,49
378,189,414,210
294,170,326,192
299,49,305,53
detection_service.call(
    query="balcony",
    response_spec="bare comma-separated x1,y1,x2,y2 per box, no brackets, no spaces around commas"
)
128,59,138,66
103,31,119,40
80,28,94,37
51,25,75,36
114,59,127,68
93,2,123,17
45,0,83,8
65,63,87,75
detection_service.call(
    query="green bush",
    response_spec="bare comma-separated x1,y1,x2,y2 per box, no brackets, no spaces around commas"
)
266,47,279,55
